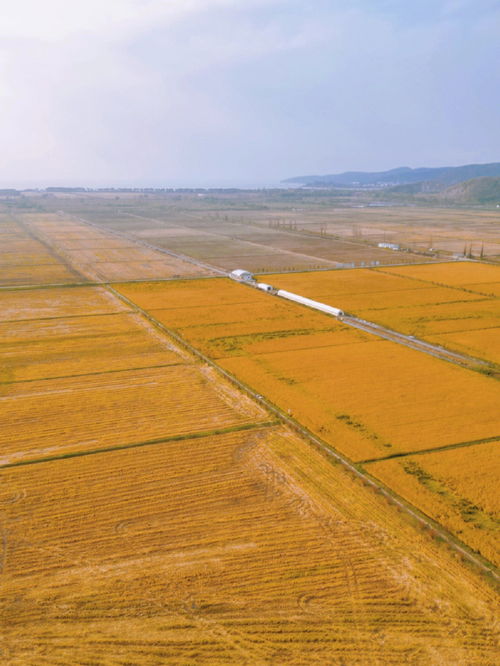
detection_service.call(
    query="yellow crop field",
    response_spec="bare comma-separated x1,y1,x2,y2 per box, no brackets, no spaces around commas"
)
0,285,128,321
380,261,500,289
0,364,266,465
119,277,255,310
0,312,183,382
262,267,432,299
1,425,498,663
367,441,500,566
428,326,500,364
221,340,500,461
262,267,500,365
116,279,500,462
461,281,500,297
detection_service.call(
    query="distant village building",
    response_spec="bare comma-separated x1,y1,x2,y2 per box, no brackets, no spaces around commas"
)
378,242,400,250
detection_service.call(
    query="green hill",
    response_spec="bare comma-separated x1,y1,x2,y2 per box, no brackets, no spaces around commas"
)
439,177,500,203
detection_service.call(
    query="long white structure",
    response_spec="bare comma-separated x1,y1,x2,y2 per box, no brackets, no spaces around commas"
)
276,289,344,317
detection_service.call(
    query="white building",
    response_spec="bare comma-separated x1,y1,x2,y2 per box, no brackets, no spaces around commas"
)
229,269,254,282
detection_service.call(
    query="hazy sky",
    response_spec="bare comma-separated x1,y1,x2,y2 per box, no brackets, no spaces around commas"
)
1,0,499,187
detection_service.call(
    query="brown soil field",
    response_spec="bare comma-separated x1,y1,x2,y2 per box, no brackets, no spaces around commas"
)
108,219,434,271
286,206,500,260
1,425,498,664
367,441,500,566
263,264,500,365
18,214,214,281
0,263,81,286
43,198,436,271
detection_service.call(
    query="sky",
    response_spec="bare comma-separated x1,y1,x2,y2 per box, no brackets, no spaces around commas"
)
0,0,499,188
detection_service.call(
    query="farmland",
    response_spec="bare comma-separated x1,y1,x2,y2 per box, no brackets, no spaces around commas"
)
29,193,443,272
1,203,499,663
263,262,500,365
29,190,500,268
116,276,500,563
0,214,83,286
367,441,499,565
2,425,499,663
1,212,213,285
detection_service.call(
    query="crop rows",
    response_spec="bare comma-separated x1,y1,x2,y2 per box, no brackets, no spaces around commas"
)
1,426,498,664
116,276,500,563
20,214,213,281
367,440,500,566
0,216,81,286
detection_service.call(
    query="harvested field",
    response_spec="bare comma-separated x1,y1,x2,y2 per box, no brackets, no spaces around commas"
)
17,214,214,281
0,364,266,465
0,263,82,286
116,279,500,462
367,441,500,566
0,215,85,286
0,286,128,322
0,312,183,382
1,426,498,664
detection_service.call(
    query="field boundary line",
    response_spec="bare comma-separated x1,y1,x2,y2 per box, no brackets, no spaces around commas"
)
126,211,343,269
0,311,132,324
0,421,279,470
371,264,500,299
0,362,188,386
173,209,443,268
0,274,223,292
359,435,500,464
109,284,500,583
59,211,228,276
12,214,88,282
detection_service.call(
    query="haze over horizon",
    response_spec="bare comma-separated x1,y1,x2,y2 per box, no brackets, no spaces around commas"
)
1,0,499,189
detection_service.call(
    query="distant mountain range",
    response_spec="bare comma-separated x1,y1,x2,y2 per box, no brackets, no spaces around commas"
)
284,162,500,188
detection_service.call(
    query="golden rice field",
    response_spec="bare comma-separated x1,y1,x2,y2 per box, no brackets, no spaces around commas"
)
367,441,500,566
1,202,498,662
219,342,500,460
1,425,498,664
380,261,500,289
0,312,183,382
263,262,500,365
116,278,500,566
19,213,213,281
117,279,500,462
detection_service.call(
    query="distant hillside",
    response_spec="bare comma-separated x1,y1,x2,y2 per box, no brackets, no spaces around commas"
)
284,162,500,188
438,177,500,203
